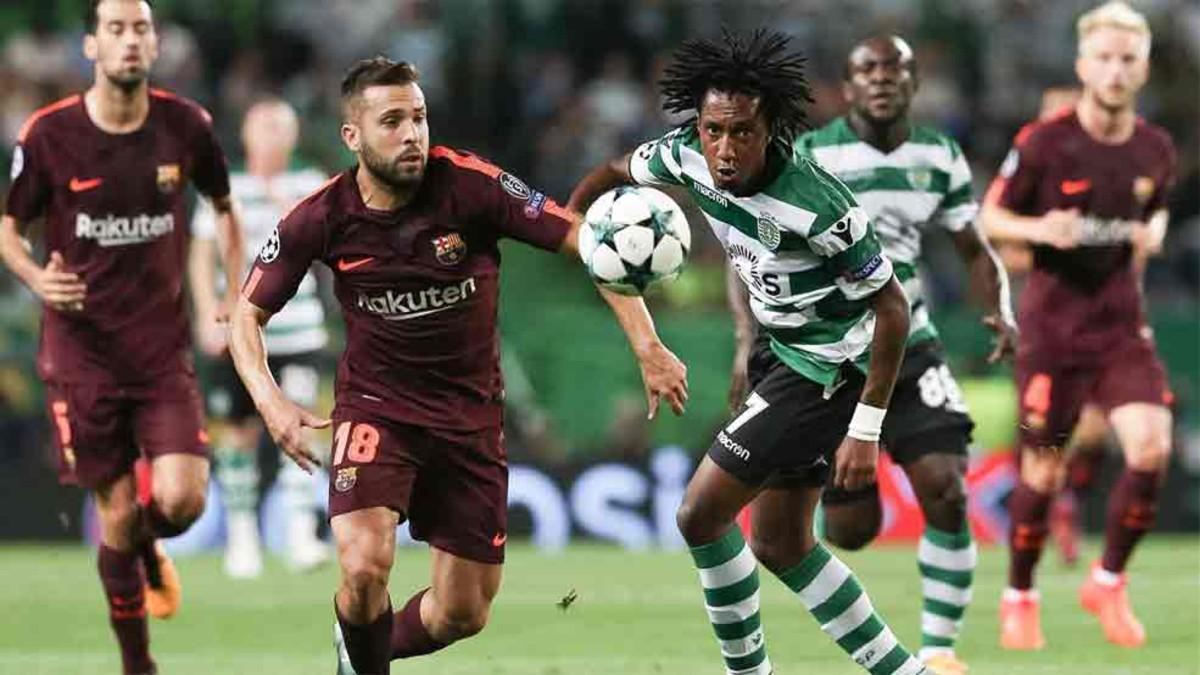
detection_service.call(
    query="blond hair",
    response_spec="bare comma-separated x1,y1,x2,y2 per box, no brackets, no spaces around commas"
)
1077,2,1152,57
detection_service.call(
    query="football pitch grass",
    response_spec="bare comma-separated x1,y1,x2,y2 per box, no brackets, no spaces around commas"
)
1,538,1196,675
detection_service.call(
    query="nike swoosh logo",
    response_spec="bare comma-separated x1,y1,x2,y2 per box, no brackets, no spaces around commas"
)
69,177,103,192
337,257,375,272
1060,179,1091,195
492,533,507,547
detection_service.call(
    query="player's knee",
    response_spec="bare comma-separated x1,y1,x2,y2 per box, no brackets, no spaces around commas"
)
432,602,490,642
1125,434,1170,471
156,489,206,528
675,498,716,546
919,469,968,532
95,495,140,547
338,552,390,604
1019,450,1064,494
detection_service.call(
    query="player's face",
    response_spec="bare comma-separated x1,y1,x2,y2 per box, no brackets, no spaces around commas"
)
844,37,916,125
697,90,770,194
343,83,429,191
1076,27,1149,112
242,102,299,170
84,0,158,90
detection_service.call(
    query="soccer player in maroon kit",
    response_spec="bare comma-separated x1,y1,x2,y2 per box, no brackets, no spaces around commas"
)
982,1,1176,651
228,57,687,675
0,1,243,673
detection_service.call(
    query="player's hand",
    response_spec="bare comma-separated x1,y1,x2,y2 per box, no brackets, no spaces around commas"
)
833,436,879,491
1038,209,1082,249
1128,220,1163,258
637,341,688,419
982,313,1018,363
34,251,86,312
727,339,753,414
259,394,331,473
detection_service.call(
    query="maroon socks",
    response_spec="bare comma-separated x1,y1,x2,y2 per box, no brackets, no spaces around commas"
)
98,545,155,674
391,588,446,658
1101,470,1161,573
1008,482,1052,589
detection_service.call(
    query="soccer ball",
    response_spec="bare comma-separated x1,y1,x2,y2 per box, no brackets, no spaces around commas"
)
578,186,691,295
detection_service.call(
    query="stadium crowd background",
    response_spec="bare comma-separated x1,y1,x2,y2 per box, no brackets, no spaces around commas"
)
0,0,1196,538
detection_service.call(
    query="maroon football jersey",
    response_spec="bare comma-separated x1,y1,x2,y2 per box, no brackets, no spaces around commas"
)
993,109,1176,365
5,90,231,383
244,146,573,431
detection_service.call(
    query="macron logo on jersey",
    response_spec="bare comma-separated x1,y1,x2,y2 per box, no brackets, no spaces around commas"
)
75,212,175,247
356,277,478,321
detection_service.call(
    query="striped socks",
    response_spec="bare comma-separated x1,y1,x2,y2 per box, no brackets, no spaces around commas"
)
917,525,976,659
777,543,926,675
689,528,771,675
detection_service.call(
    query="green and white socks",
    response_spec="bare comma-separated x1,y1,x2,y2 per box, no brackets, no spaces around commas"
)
215,446,262,578
689,530,926,674
690,528,771,675
778,543,926,674
916,525,976,660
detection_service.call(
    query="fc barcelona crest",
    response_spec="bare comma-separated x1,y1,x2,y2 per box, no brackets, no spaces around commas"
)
756,213,781,251
335,467,358,493
1133,176,1155,205
156,163,181,193
432,232,467,266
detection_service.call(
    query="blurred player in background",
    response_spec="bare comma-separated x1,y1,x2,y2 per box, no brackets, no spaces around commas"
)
766,35,1013,674
0,1,242,673
571,30,929,675
189,98,330,579
982,1,1176,651
229,57,685,674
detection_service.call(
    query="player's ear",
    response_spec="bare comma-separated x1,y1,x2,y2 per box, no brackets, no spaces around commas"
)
841,80,854,105
83,33,99,62
340,122,360,153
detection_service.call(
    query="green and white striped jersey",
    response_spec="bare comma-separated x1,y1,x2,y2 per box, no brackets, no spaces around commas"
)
193,169,328,355
794,117,978,346
629,126,894,386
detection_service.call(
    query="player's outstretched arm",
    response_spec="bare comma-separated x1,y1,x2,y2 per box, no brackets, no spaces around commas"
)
0,215,86,312
951,223,1018,363
565,152,635,213
724,263,756,412
228,294,329,472
833,276,909,491
980,203,1081,250
595,286,688,419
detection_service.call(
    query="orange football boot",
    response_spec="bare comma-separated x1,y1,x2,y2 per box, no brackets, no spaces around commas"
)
922,652,970,674
1079,563,1146,648
999,590,1046,650
143,541,182,620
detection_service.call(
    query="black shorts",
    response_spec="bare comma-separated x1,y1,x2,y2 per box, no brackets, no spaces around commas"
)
821,341,974,505
708,339,863,488
206,352,322,422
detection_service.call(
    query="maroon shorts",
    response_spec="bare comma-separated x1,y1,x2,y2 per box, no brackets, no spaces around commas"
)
327,408,507,565
44,371,210,489
1016,336,1171,449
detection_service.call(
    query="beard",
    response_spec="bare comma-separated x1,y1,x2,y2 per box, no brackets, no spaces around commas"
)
360,141,424,192
104,66,148,94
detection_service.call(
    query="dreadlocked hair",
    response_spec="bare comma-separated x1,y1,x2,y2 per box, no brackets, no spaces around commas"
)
660,28,812,152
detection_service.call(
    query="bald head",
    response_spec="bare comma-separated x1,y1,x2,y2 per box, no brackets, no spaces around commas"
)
242,99,299,175
843,35,918,126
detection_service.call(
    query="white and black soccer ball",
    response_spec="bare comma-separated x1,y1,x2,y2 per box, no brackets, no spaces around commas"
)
578,186,691,296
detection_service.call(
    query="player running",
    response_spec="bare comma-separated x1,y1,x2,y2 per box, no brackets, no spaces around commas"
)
190,98,331,578
981,1,1176,650
752,35,1013,674
228,57,687,675
569,30,927,675
0,2,243,673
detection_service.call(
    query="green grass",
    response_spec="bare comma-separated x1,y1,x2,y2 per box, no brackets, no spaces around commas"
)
0,538,1197,674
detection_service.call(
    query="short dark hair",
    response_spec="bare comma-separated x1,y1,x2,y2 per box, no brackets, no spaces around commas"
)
660,29,812,152
86,0,153,35
340,57,420,115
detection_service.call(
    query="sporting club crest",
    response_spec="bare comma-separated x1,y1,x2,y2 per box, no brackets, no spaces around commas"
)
156,163,181,193
756,213,781,251
908,168,932,192
432,232,467,266
335,466,358,493
1133,176,1155,205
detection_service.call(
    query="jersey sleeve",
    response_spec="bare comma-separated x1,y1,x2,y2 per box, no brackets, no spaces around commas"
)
809,204,894,300
488,171,574,251
188,108,231,200
932,138,978,232
4,127,52,222
991,125,1047,216
628,130,686,187
243,202,326,314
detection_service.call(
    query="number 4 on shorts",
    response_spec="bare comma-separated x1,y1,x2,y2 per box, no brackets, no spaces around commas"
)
333,421,380,465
